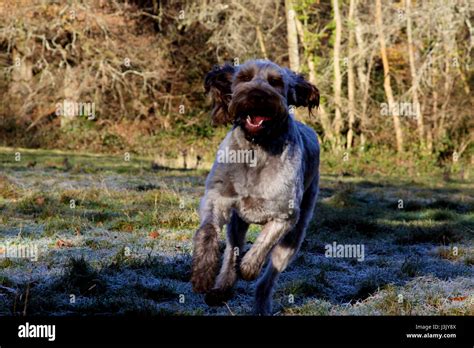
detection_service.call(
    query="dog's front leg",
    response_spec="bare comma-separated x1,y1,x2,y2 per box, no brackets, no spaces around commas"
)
205,211,249,306
191,195,230,293
239,219,293,281
191,219,221,293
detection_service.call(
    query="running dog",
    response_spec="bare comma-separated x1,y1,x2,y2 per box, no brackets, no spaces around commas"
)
191,59,320,315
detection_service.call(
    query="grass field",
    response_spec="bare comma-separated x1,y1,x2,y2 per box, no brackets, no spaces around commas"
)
0,147,473,316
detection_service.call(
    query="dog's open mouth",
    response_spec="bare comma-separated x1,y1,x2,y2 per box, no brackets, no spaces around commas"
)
245,115,272,133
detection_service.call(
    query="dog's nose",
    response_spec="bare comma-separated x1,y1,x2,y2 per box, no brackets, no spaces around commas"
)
248,89,268,102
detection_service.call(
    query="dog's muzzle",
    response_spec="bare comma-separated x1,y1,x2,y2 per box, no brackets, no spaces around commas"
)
229,88,287,135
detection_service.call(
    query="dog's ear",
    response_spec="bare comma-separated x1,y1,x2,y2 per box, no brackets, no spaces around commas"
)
286,69,320,113
204,63,235,126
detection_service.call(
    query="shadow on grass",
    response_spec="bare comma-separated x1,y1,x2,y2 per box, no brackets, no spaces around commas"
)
0,171,472,315
293,179,473,305
2,252,193,316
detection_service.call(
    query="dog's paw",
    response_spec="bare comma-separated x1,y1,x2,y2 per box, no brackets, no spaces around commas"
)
254,305,273,316
191,257,217,293
239,255,262,281
191,272,215,293
204,287,233,307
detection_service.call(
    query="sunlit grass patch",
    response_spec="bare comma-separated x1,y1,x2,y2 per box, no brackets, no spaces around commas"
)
157,210,199,230
83,238,114,250
294,277,474,315
107,207,199,232
369,277,474,316
82,210,120,223
323,184,358,208
14,192,62,218
432,245,474,266
43,216,89,237
0,175,21,200
370,284,415,315
281,298,334,315
394,209,466,222
0,258,15,269
109,219,136,233
434,245,465,260
425,209,458,221
394,220,464,245
246,224,262,243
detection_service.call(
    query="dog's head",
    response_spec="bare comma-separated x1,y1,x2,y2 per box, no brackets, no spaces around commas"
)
204,59,319,141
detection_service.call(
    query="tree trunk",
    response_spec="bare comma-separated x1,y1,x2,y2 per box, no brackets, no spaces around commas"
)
360,49,375,150
255,26,268,60
294,17,335,145
375,0,404,153
438,36,453,141
332,0,343,148
406,0,424,147
427,89,437,153
285,0,300,72
354,21,374,150
346,0,356,150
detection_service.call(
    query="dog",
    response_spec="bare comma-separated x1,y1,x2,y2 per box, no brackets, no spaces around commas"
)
191,59,320,315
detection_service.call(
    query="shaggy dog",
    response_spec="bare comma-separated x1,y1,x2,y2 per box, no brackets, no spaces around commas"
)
191,59,320,315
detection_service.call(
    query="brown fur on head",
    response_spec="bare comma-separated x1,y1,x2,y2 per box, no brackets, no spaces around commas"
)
204,63,236,126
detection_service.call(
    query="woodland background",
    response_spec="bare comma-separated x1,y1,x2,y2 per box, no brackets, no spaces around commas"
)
0,0,472,171
0,1,473,317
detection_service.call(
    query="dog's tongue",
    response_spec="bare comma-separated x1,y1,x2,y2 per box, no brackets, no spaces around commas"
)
250,116,271,124
245,115,271,133
250,116,270,125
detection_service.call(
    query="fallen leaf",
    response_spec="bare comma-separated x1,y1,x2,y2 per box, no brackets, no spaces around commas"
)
449,296,467,302
55,239,74,248
149,231,160,239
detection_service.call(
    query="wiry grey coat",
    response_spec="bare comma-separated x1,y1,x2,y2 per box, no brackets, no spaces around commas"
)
191,59,320,315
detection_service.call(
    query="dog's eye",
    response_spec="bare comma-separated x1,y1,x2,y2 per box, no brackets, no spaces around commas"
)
268,77,282,86
240,75,252,82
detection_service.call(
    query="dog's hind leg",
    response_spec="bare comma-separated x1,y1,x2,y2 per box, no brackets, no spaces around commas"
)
205,210,249,306
254,228,306,316
255,180,319,315
254,226,305,315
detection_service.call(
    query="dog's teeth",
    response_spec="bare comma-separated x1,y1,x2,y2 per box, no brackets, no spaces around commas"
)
257,120,263,126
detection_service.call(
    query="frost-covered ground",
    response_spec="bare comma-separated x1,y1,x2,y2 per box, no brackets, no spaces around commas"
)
0,147,473,316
